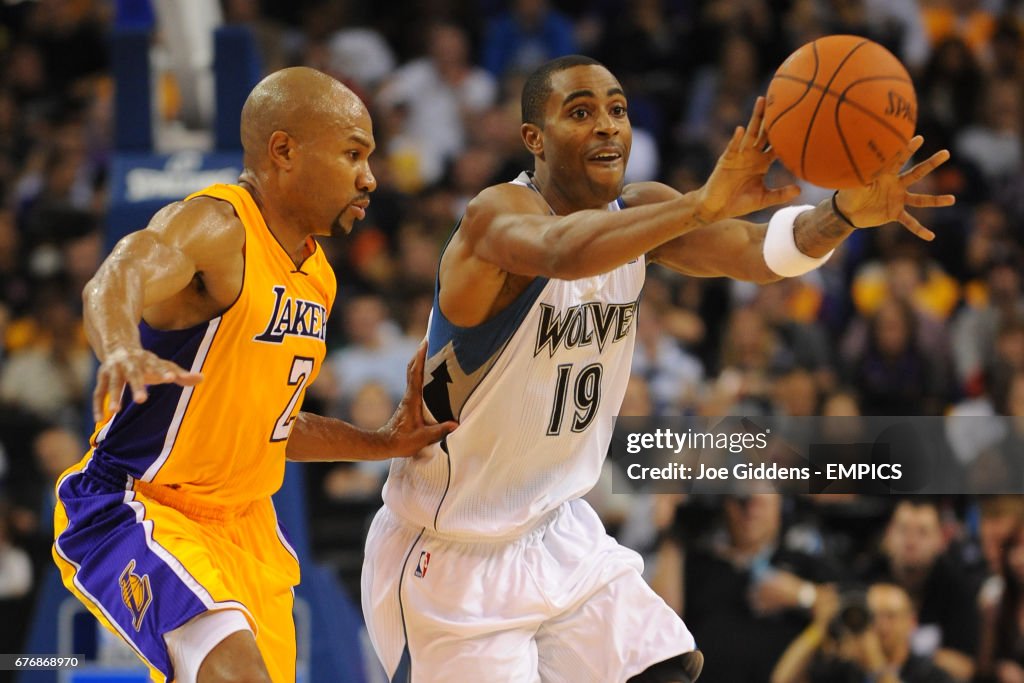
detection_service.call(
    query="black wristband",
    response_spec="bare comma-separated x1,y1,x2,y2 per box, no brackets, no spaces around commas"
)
831,191,859,229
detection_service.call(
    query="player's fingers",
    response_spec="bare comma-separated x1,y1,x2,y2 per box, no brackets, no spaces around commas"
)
420,422,457,445
723,126,744,156
900,149,951,186
125,365,149,405
904,192,956,208
407,339,428,391
898,209,935,241
888,135,924,172
743,97,766,149
156,361,203,386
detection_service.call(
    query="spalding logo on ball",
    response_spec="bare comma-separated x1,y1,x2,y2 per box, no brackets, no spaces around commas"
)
765,35,917,189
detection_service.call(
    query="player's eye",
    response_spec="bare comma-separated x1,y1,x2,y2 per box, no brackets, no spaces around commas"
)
347,150,362,160
570,108,589,120
611,105,627,117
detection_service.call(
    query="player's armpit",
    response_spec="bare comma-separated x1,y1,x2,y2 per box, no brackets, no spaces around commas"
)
649,218,780,284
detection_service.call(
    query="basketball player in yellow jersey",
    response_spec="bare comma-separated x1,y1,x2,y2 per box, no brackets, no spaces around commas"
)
52,67,456,683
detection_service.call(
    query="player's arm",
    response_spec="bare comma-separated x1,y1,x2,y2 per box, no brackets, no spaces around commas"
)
286,341,456,462
460,182,709,280
83,198,242,420
649,136,954,281
460,97,799,281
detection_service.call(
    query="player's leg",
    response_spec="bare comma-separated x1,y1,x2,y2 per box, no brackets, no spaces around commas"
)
164,610,270,683
532,499,698,682
197,631,271,682
54,472,215,680
362,506,546,682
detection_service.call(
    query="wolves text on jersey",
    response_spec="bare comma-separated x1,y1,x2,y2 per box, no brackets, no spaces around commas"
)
534,300,638,357
253,285,328,344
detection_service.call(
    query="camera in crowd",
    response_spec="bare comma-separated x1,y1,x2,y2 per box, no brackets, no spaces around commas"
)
828,589,873,640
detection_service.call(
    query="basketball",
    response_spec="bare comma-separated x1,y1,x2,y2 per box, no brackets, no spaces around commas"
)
764,35,917,189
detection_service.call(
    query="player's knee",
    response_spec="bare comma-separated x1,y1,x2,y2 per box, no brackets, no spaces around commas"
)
195,634,271,683
193,630,272,683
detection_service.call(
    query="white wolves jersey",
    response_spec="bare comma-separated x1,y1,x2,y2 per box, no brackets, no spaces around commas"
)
382,172,645,539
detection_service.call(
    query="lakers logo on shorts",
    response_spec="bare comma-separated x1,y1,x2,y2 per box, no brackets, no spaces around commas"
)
118,559,153,631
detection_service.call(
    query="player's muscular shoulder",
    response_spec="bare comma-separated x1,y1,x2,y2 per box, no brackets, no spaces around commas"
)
460,183,550,246
620,181,683,207
143,196,246,328
440,183,548,327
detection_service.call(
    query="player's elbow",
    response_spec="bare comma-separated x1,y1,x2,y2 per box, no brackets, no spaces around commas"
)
543,242,589,279
542,226,607,279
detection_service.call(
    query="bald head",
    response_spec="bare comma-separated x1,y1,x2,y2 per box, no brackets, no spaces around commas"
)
240,67,367,165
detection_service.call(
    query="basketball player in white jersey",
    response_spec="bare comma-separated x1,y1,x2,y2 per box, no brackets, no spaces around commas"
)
362,55,953,682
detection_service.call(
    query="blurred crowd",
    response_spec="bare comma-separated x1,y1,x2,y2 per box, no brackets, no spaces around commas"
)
0,0,1022,680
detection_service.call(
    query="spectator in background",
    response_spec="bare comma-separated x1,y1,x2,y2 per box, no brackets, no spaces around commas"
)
0,280,91,429
919,0,996,61
845,299,949,415
917,37,985,146
482,0,576,78
657,494,840,682
718,306,786,414
976,497,1024,669
955,78,1022,184
952,251,1024,396
632,300,704,415
978,519,1024,682
596,0,691,129
326,292,420,406
771,582,954,683
683,33,761,150
859,499,978,681
989,16,1023,81
323,381,397,501
377,22,497,189
754,280,836,392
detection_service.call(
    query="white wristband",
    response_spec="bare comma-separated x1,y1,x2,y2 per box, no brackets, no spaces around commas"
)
763,205,834,278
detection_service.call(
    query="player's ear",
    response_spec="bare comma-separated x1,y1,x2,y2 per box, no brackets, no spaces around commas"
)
521,123,544,159
267,130,295,169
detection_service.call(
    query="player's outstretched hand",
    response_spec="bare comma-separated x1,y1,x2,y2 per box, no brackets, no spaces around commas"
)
696,96,802,223
832,135,956,240
380,340,458,458
93,347,203,422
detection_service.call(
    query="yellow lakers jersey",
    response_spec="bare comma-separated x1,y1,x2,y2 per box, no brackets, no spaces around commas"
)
88,184,336,506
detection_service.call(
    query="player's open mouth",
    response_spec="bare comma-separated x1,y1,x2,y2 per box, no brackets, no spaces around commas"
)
587,149,623,165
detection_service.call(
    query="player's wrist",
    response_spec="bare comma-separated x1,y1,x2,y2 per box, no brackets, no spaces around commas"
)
690,187,722,226
831,190,874,229
763,205,833,277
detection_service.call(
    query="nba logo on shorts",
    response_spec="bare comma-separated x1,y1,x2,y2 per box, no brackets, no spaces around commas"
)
414,551,431,578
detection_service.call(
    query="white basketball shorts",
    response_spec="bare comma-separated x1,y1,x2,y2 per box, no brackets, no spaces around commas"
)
361,498,696,682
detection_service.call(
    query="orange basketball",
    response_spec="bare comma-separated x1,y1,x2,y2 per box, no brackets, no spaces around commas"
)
765,35,917,189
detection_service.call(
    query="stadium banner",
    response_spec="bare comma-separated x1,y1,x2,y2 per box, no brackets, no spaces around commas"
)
609,416,1023,495
106,150,242,249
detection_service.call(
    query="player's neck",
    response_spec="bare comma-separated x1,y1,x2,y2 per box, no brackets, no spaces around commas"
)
530,168,612,214
239,177,314,266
